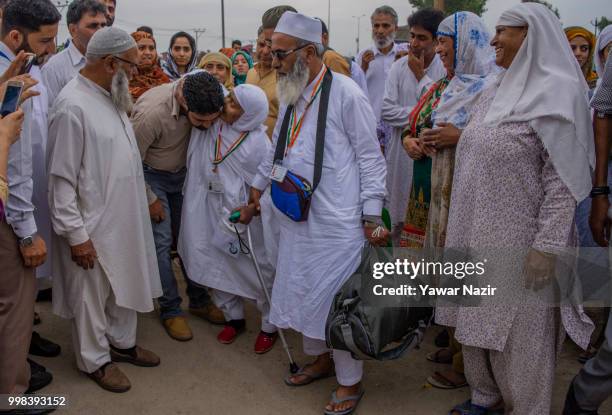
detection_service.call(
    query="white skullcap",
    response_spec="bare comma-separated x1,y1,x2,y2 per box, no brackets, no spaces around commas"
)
274,11,322,45
87,27,137,56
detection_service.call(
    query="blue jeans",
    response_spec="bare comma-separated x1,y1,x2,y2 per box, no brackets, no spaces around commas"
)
144,165,212,320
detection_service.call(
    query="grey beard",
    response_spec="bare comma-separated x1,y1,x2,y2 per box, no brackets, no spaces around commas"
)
374,32,395,50
110,68,133,113
277,55,310,107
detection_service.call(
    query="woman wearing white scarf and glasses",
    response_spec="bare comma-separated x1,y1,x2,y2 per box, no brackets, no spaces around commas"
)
436,3,595,414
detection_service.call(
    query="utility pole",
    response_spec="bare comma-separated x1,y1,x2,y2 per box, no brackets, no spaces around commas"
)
433,0,445,12
352,14,365,56
194,28,206,51
327,0,331,40
591,17,599,37
221,0,226,48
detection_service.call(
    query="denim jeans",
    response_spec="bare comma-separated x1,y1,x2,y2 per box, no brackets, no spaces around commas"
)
144,165,212,320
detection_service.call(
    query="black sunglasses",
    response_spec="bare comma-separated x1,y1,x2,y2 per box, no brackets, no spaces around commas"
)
271,43,312,61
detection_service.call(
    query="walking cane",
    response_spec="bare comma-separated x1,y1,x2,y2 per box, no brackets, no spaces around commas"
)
229,211,299,374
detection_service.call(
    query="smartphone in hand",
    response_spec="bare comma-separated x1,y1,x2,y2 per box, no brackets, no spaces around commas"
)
0,80,24,117
18,54,36,75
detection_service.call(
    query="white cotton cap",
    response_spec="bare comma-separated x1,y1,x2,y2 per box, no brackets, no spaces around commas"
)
87,27,137,56
274,11,323,45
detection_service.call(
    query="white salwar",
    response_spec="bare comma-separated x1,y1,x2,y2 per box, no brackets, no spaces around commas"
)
47,74,162,372
179,84,276,331
251,67,386,384
381,55,445,235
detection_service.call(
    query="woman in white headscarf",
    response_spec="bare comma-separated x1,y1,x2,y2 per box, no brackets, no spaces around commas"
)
418,11,497,391
436,3,595,414
178,84,279,353
594,25,612,90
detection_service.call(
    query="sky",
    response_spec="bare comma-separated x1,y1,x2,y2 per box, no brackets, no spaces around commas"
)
55,0,611,57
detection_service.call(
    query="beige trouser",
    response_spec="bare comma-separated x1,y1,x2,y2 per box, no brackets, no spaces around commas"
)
0,221,36,393
70,268,137,373
462,305,558,415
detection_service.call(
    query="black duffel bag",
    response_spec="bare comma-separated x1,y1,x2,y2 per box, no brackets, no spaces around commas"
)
325,245,433,360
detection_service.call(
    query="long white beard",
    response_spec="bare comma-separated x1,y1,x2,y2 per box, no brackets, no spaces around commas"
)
373,32,396,50
111,68,133,113
277,55,310,107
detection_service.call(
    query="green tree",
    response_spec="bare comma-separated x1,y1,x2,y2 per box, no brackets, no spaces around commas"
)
596,16,611,33
521,0,560,19
408,0,488,16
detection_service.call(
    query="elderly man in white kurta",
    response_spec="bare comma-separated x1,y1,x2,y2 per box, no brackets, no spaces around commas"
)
47,27,162,393
381,8,445,241
245,12,387,415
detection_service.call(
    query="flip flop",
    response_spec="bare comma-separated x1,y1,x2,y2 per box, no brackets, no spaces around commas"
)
449,400,489,415
284,365,336,387
426,348,453,364
324,388,365,415
427,371,468,389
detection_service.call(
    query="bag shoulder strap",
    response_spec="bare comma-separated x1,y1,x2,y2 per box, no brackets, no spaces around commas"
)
272,67,334,192
313,68,333,191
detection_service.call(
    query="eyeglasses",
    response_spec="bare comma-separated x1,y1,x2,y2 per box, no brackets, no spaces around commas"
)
112,55,138,69
271,43,312,61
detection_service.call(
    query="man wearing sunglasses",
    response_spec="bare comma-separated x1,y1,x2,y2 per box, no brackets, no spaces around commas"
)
243,11,388,415
47,27,162,393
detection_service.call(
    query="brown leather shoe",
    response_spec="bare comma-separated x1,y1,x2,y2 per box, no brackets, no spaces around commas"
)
86,363,131,393
189,304,226,325
163,316,193,341
110,346,160,367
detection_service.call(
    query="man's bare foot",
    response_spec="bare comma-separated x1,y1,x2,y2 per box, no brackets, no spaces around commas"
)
325,382,363,414
286,353,334,386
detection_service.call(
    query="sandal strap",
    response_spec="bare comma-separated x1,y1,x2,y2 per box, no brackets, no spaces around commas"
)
330,390,364,405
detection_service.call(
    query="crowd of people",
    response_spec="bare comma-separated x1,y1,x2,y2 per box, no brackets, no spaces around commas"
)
1,0,612,414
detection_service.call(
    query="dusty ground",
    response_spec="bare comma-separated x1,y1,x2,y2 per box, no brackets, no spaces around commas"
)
32,265,612,415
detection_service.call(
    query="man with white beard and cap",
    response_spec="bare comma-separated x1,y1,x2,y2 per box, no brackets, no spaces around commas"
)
47,27,162,393
242,11,388,415
357,6,408,152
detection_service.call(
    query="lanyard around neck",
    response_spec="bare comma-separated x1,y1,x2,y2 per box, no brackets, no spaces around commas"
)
213,124,250,169
284,67,328,155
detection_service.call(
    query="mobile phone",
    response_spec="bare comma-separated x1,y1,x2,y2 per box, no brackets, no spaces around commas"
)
0,80,24,117
19,54,36,75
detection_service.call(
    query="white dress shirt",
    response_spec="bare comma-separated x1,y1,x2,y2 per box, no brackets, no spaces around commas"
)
42,41,86,107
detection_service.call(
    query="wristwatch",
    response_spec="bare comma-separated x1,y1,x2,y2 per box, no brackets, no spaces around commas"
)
19,234,35,248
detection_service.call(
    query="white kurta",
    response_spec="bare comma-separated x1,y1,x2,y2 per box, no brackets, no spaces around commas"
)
178,121,275,302
47,75,162,319
381,55,446,229
251,68,387,340
42,41,85,107
29,65,53,280
356,43,409,122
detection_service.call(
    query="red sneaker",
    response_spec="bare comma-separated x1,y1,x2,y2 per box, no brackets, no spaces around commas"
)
254,331,278,354
217,325,244,344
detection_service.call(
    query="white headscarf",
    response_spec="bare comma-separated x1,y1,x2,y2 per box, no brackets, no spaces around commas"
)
483,2,594,202
231,84,269,133
594,25,612,81
432,11,498,129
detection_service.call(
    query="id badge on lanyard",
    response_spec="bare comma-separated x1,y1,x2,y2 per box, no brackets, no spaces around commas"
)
270,163,288,183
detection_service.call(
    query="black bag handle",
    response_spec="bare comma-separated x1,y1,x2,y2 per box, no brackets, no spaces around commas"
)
273,68,333,192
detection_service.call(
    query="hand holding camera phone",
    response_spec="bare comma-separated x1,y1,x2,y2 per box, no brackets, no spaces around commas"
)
0,80,24,117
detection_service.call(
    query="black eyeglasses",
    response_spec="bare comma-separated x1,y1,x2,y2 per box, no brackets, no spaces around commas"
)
112,55,138,69
271,43,312,61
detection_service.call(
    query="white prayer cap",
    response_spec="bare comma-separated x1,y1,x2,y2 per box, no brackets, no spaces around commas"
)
87,27,137,56
274,11,322,45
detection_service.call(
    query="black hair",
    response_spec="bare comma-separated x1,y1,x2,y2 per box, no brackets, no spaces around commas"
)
66,0,106,26
407,8,445,38
183,71,224,115
136,25,153,36
2,0,62,37
315,17,328,35
0,0,10,9
261,5,297,29
231,39,241,46
170,31,195,51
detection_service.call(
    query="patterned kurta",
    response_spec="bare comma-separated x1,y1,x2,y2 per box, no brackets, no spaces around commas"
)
436,83,593,352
